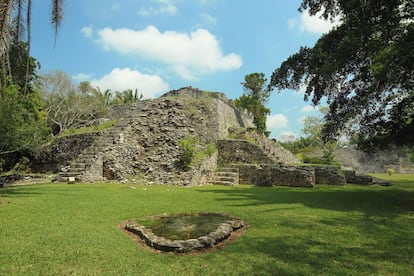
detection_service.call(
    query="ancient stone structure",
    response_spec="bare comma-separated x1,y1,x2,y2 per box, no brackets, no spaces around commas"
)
26,86,390,188
231,164,315,187
314,166,347,186
50,87,298,185
335,145,414,174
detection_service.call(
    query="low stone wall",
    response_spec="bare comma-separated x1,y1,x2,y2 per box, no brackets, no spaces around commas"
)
125,213,245,253
232,164,315,188
30,133,101,173
217,140,274,165
314,166,346,185
335,146,413,173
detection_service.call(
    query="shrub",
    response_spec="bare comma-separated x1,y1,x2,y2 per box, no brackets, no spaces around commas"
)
386,168,395,176
178,136,197,170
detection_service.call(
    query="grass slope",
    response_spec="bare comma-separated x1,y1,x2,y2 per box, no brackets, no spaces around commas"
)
0,174,413,275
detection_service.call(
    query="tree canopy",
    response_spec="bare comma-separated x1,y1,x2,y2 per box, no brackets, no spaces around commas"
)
235,73,271,136
270,0,414,149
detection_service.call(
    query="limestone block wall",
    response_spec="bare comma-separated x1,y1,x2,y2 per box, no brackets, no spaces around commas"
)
313,166,347,185
335,146,413,173
232,164,315,188
217,140,274,165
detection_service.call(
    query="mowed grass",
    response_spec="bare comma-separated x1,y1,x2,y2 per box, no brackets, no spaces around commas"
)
0,174,413,275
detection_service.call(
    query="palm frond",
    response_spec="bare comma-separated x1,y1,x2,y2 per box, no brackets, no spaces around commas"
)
51,0,63,44
0,0,15,57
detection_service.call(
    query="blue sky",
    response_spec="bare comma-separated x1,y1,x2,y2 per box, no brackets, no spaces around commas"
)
30,0,339,141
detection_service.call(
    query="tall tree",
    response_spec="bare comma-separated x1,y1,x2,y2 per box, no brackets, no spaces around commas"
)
269,0,414,149
235,73,271,135
0,0,64,88
40,71,108,135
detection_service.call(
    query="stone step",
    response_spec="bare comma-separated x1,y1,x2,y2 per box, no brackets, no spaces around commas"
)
211,168,239,186
69,163,86,169
214,172,238,178
64,168,84,174
212,176,237,182
59,172,82,177
211,180,237,186
218,168,239,173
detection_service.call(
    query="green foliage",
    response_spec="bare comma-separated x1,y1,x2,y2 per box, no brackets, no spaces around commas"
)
1,176,414,275
59,119,118,137
270,0,414,149
280,137,314,154
178,136,198,170
41,71,109,135
0,85,51,156
0,42,40,93
110,89,143,105
206,143,217,157
178,137,216,170
386,168,396,176
235,73,271,135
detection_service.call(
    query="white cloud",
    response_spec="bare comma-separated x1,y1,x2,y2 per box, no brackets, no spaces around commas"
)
138,0,178,17
94,26,242,80
91,68,169,99
200,13,218,25
301,105,315,113
267,114,288,129
278,131,297,142
289,10,341,34
81,26,94,38
73,73,93,82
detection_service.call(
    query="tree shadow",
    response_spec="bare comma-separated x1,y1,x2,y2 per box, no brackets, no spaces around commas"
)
197,185,413,217
241,213,414,275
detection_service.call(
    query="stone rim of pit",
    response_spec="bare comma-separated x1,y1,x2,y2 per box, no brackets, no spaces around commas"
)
124,212,245,253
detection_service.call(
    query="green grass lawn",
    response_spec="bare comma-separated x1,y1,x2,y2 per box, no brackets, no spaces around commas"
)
1,174,413,275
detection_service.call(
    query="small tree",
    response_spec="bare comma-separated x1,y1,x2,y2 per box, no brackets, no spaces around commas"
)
386,168,395,176
235,73,271,136
178,136,197,170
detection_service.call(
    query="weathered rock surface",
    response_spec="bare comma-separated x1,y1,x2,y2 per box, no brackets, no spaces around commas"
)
30,87,301,186
335,145,414,174
232,164,315,187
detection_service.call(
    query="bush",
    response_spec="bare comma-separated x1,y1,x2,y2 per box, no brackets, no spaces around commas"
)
386,168,395,176
178,136,197,170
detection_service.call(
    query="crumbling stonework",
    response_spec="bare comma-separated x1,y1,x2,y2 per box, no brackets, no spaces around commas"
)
31,133,101,173
30,86,380,188
314,166,346,185
44,87,286,185
233,164,315,187
335,145,414,173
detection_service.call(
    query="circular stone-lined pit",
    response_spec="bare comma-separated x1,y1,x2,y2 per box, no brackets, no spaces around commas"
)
124,212,245,253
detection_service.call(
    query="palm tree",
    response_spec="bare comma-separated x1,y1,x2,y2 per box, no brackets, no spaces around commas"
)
1,0,63,54
0,0,64,88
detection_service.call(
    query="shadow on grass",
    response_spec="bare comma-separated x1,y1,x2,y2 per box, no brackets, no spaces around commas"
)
242,213,414,275
197,185,413,216
0,184,96,198
199,185,414,274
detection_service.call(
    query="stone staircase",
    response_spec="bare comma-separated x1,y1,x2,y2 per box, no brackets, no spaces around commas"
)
211,168,239,186
59,104,144,183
